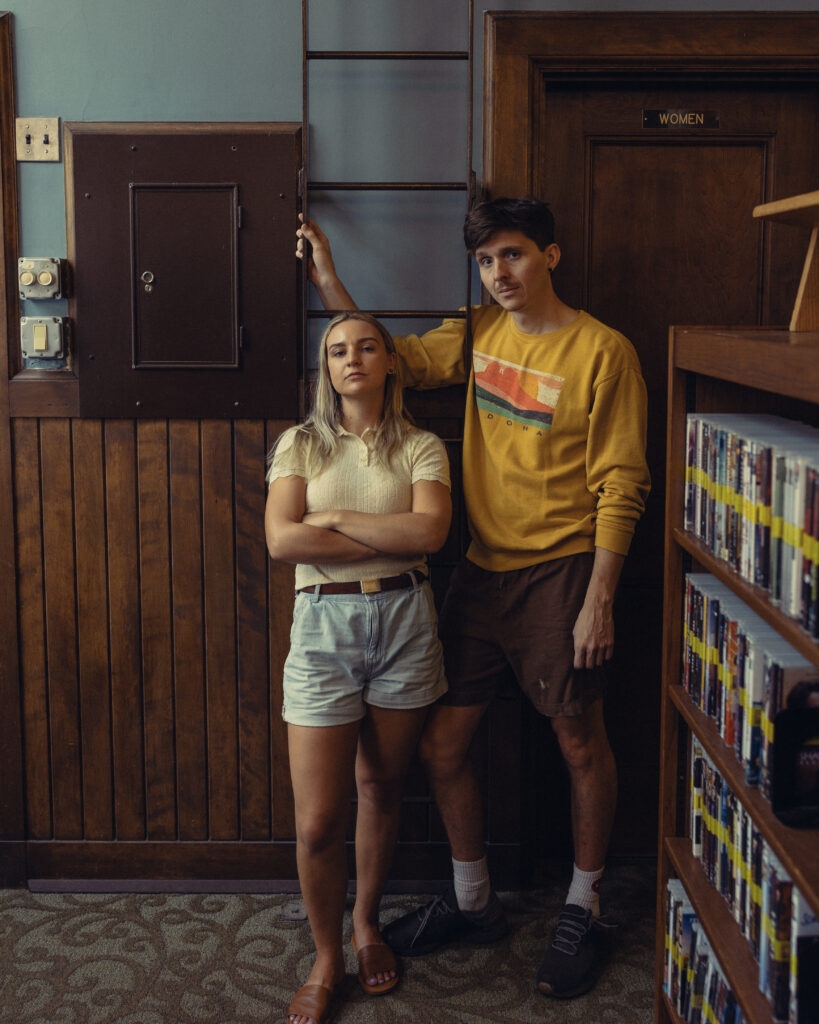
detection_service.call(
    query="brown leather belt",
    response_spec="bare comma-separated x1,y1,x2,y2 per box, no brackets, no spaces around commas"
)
298,571,425,595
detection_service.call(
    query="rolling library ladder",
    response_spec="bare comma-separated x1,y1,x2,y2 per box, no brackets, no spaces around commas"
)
299,0,477,385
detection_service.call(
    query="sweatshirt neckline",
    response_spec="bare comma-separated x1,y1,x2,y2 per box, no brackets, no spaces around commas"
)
507,309,587,341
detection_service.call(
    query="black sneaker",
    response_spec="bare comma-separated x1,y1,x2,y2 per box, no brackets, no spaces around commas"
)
382,883,508,957
536,904,616,998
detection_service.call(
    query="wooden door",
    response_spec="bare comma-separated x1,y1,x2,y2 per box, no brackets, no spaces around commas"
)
485,12,819,862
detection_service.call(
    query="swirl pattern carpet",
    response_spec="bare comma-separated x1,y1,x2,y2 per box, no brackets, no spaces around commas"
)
0,862,655,1023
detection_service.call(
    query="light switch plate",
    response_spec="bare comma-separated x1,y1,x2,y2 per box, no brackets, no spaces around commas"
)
16,117,60,162
20,317,65,359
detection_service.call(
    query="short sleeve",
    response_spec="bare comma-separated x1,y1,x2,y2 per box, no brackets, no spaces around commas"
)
266,427,310,485
409,430,451,490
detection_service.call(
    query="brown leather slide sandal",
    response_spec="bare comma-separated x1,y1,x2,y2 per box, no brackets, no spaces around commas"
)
286,982,335,1024
351,934,400,996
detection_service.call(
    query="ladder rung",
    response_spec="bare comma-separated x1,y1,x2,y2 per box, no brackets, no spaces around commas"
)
307,310,466,319
308,181,468,192
307,50,468,61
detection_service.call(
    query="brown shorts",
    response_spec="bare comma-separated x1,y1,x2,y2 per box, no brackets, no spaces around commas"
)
437,553,607,718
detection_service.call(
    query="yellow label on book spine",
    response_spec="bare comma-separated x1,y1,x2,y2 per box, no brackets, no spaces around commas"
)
763,916,790,961
782,520,803,549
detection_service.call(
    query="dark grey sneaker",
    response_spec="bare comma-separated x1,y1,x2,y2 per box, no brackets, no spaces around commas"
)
536,904,616,998
382,883,508,957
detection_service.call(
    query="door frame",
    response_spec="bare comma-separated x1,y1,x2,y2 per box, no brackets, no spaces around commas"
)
484,11,819,199
0,9,25,887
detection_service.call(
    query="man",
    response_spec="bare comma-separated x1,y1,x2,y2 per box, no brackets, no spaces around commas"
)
296,198,650,998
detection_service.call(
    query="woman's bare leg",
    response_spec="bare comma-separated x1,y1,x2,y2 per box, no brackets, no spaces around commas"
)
287,720,360,1020
352,705,429,982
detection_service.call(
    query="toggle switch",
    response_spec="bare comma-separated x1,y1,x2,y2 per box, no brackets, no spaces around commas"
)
33,323,48,351
20,317,66,361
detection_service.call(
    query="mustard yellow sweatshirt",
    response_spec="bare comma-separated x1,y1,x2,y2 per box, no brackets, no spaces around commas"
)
396,306,650,571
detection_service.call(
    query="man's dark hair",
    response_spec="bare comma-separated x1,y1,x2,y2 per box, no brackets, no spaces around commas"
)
463,197,556,253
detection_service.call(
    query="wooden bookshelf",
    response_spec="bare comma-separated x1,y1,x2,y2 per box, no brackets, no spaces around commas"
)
666,838,773,1024
655,325,819,1024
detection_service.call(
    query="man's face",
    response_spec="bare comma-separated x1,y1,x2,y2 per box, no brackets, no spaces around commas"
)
474,230,559,314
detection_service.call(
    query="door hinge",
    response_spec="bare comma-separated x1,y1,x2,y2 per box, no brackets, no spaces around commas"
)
239,326,244,350
237,205,244,229
298,167,305,198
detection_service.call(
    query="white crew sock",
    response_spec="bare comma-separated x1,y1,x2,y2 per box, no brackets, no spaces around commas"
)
452,855,491,913
566,863,604,917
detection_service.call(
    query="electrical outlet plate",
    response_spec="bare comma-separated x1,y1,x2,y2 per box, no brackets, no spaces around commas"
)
16,117,60,162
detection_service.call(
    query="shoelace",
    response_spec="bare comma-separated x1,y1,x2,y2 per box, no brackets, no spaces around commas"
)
411,892,456,941
551,909,591,955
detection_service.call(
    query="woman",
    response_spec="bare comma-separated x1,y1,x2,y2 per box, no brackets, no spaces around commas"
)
265,311,451,1024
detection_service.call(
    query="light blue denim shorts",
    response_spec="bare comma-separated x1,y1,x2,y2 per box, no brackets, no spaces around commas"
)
282,579,448,727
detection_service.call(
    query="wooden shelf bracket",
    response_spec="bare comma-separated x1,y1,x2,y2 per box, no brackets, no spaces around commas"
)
754,189,819,332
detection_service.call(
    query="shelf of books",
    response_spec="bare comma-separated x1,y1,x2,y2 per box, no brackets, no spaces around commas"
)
656,326,819,1024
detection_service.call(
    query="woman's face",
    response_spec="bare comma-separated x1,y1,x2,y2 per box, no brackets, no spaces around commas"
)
325,319,395,401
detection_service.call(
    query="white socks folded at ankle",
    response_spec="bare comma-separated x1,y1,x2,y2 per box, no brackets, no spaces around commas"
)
452,856,491,913
452,858,603,917
566,864,604,917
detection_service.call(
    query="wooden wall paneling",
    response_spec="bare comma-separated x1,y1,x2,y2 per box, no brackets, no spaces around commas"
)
264,420,296,840
12,420,52,839
39,419,83,839
201,420,239,840
72,419,114,840
0,12,25,884
234,419,274,840
25,840,304,881
0,12,19,374
137,419,176,840
169,421,208,840
105,419,146,839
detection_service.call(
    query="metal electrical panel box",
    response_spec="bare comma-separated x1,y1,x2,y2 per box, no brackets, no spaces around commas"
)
65,123,301,419
18,257,63,299
20,317,65,359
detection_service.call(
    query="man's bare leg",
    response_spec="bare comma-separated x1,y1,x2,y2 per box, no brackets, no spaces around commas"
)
551,699,617,876
382,700,508,956
419,702,490,861
537,698,617,999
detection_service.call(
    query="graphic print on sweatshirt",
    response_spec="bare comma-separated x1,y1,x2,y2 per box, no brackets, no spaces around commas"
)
473,349,565,431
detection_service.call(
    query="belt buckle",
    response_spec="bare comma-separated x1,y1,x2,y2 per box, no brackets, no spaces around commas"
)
360,577,381,594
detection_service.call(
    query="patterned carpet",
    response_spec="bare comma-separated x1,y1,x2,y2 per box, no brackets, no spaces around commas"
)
0,862,656,1023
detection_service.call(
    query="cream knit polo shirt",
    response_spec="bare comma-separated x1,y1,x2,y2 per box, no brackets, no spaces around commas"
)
268,423,450,589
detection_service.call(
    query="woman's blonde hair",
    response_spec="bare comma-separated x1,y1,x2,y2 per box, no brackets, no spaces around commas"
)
270,312,412,472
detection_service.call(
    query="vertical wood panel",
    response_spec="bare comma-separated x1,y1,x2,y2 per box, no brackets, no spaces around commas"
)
137,420,176,840
12,420,51,839
169,421,207,840
72,419,113,840
0,13,25,883
201,420,239,840
235,420,273,839
105,420,146,839
40,419,82,839
265,421,297,839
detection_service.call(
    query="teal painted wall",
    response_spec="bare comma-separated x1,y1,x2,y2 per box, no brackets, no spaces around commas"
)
10,0,819,334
